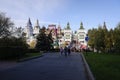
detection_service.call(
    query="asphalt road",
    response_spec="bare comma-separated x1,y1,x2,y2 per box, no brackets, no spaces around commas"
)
0,52,87,80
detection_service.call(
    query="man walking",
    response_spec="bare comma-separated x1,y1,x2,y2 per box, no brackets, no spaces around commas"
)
68,46,71,55
64,46,68,57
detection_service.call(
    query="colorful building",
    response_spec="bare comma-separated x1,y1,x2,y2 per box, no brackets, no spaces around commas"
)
24,18,87,50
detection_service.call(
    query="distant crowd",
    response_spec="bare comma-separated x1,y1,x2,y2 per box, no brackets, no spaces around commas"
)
60,46,71,56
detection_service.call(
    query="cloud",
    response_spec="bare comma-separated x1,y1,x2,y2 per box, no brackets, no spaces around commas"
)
0,0,67,27
0,0,66,18
13,18,60,28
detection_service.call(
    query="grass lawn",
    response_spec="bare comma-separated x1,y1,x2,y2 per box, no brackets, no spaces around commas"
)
0,52,43,61
18,52,43,61
24,52,42,58
84,52,120,80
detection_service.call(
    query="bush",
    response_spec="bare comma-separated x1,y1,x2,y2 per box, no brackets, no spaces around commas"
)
50,48,60,52
0,37,28,60
0,46,27,60
27,48,40,53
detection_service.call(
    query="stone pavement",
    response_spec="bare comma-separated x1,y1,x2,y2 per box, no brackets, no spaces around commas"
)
0,52,88,80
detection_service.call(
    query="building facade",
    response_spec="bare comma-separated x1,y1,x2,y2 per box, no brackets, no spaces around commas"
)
24,18,87,50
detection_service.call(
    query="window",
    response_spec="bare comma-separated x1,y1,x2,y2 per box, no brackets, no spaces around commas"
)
66,35,70,39
80,41,84,43
79,35,84,39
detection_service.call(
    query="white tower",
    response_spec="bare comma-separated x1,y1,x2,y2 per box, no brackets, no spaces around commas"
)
64,22,72,45
25,18,33,38
33,19,40,35
77,22,86,45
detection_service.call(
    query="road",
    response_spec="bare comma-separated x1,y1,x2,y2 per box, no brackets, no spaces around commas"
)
0,52,87,80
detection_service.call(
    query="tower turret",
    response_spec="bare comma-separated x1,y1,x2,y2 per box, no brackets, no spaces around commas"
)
66,22,71,30
33,19,40,35
103,22,107,30
26,18,33,38
79,22,84,29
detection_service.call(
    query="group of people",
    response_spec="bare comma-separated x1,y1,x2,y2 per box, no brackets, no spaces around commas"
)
60,46,71,56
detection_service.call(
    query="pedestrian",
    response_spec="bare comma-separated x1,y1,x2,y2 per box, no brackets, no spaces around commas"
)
64,46,68,57
60,47,63,55
68,46,71,55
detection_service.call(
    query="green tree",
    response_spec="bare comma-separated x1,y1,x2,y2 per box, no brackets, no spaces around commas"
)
36,26,47,50
88,22,108,53
46,30,53,50
102,22,109,52
88,28,97,51
0,12,14,37
104,29,114,53
113,23,120,53
36,26,54,51
16,27,24,37
88,22,120,53
94,26,106,52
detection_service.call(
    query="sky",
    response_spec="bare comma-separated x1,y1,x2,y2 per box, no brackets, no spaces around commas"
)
0,0,120,31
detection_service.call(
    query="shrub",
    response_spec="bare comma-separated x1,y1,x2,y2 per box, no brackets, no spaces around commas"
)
27,48,40,53
0,46,26,60
0,37,28,60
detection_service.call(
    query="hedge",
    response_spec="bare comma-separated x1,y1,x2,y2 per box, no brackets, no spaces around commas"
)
0,46,27,60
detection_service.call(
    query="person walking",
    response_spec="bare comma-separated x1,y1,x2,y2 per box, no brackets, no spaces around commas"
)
60,47,63,55
68,46,71,55
64,46,68,57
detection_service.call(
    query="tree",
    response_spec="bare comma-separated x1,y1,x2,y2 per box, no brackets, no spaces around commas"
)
88,28,97,50
11,27,24,38
0,12,14,37
94,27,104,52
36,26,54,51
46,30,53,50
29,40,37,49
16,27,24,37
102,22,109,52
113,23,120,53
36,26,47,50
88,25,106,53
107,29,114,52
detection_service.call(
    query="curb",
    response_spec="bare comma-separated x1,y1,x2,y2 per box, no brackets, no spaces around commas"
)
80,53,95,80
17,55,44,62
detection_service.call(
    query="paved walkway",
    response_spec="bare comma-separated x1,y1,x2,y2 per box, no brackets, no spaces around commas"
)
0,61,16,71
0,52,87,80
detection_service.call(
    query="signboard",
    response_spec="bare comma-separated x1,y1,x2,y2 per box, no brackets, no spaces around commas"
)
85,36,89,42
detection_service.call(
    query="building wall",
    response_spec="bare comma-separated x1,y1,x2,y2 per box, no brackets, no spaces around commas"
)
64,30,72,42
77,29,86,45
24,19,87,49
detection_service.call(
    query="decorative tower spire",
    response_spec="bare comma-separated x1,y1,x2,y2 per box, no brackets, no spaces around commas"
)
103,22,107,30
27,18,32,27
66,22,71,29
33,19,40,35
35,19,40,28
79,22,84,29
26,18,33,37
